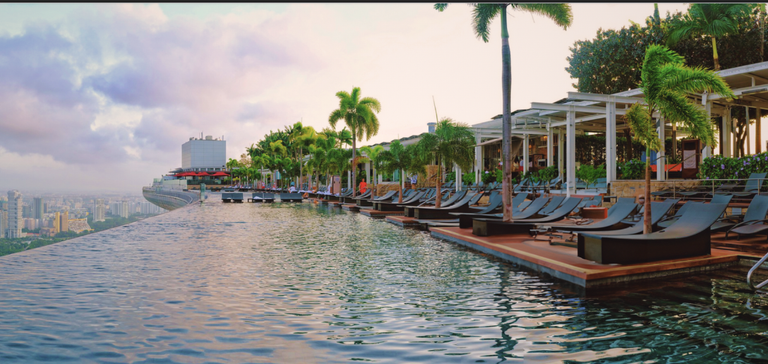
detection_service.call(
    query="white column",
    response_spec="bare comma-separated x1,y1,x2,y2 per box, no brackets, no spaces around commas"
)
365,161,371,185
606,100,617,183
348,170,352,190
558,128,564,180
546,123,553,167
746,105,751,155
723,106,732,157
475,134,482,184
567,109,576,196
522,134,529,174
455,164,461,191
656,117,666,181
703,100,712,158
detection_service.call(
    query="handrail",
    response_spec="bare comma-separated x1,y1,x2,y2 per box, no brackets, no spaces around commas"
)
747,252,768,290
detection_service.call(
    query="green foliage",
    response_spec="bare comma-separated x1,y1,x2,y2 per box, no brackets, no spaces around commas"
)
538,166,558,183
462,172,475,185
700,153,768,180
617,159,645,179
576,164,606,189
567,6,766,94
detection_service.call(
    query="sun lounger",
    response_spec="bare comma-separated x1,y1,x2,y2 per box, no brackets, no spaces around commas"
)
579,202,727,264
455,193,539,228
374,190,427,211
412,192,483,220
472,197,582,236
279,193,304,202
536,196,565,216
222,192,244,203
722,195,768,240
250,192,275,203
404,190,466,217
548,202,638,234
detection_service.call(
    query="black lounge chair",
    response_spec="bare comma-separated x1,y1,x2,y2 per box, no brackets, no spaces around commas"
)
423,194,506,228
412,192,483,220
549,202,638,233
404,190,466,217
658,194,732,228
472,197,582,236
536,196,565,216
222,192,244,203
731,173,767,197
457,195,549,229
250,192,275,203
374,190,427,211
576,199,679,257
580,202,726,264
279,193,304,202
723,195,768,240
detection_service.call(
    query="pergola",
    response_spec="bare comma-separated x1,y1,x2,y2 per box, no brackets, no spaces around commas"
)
471,60,768,195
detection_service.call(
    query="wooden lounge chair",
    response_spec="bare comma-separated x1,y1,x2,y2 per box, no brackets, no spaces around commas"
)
472,197,582,236
723,195,768,240
580,202,727,264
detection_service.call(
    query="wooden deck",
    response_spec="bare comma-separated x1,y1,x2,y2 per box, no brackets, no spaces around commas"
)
360,209,404,218
429,226,761,290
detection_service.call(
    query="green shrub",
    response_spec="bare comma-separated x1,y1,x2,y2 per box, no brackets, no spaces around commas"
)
576,164,606,189
618,159,645,179
699,152,768,181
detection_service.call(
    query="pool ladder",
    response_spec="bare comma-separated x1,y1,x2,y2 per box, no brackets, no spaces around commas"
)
747,252,768,290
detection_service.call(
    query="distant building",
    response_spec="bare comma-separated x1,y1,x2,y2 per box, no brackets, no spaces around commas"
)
60,211,69,233
0,210,7,239
93,199,106,222
6,190,22,238
34,197,44,220
181,135,226,171
68,218,92,234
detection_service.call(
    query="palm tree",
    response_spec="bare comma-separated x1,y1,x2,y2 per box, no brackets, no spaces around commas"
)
226,158,240,186
435,3,572,222
359,145,385,191
417,117,475,208
626,44,734,234
379,140,416,204
666,3,754,71
329,87,381,197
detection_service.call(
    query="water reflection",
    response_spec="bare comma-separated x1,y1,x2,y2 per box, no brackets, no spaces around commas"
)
0,198,767,362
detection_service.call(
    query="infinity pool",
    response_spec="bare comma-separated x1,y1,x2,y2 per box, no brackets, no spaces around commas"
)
1,198,768,363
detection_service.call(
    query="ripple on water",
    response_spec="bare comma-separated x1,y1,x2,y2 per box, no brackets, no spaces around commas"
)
1,198,768,362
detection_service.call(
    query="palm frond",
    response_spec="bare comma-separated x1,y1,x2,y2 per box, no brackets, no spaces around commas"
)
472,4,501,43
517,3,573,29
626,103,662,151
434,3,448,12
658,64,734,99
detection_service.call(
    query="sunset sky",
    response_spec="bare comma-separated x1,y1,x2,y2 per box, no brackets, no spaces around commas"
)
0,3,689,193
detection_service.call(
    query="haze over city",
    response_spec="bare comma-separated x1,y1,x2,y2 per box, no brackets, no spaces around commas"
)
0,3,688,194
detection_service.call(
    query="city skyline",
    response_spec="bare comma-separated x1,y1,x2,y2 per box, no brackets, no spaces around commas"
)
0,3,690,194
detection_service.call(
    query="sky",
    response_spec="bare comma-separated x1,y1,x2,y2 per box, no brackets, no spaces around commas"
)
0,3,691,194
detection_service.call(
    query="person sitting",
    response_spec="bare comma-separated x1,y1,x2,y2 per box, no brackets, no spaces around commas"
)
359,179,367,194
289,185,296,193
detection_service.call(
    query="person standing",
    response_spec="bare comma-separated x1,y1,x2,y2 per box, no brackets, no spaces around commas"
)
359,178,367,194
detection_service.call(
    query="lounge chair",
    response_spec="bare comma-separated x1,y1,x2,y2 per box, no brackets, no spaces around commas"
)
250,192,275,203
549,202,638,233
412,191,483,220
576,199,679,258
658,194,732,228
404,190,466,217
279,193,304,202
730,173,768,198
723,195,768,240
472,197,582,236
536,196,565,216
374,190,427,211
579,202,728,264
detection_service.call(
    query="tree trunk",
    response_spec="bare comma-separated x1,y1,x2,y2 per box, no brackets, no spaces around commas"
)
435,158,443,209
500,5,513,222
643,147,652,234
398,169,404,204
352,139,357,198
625,129,633,161
712,37,720,71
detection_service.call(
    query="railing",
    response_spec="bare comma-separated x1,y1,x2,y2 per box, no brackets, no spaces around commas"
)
747,253,768,290
636,177,767,200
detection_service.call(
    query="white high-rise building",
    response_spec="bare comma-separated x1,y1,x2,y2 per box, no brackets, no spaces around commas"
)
0,210,7,239
181,135,226,171
93,199,106,222
6,190,22,238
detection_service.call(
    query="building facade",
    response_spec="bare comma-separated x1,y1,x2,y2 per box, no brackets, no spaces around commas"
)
6,191,22,238
33,197,44,220
181,135,226,171
93,199,106,222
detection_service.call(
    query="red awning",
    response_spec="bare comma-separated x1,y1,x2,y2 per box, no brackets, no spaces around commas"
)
211,172,229,177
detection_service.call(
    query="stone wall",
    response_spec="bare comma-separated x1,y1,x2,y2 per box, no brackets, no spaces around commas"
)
610,180,701,201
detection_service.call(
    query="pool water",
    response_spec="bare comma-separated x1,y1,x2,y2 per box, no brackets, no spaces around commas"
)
1,198,768,363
